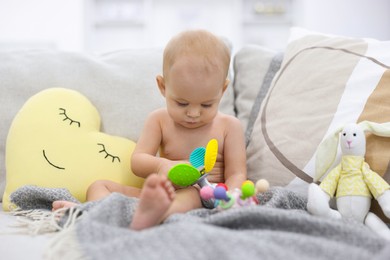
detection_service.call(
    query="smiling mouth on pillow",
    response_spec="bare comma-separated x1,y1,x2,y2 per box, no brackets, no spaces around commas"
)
42,149,65,170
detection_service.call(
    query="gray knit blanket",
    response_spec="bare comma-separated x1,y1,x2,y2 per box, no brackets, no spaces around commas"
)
10,186,390,260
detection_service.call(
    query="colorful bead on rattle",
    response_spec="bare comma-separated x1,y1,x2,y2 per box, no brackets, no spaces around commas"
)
200,179,269,210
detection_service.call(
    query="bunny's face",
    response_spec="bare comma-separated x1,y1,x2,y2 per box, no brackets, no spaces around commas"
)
340,123,366,156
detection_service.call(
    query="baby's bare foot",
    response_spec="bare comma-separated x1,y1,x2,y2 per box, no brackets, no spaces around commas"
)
130,174,175,230
52,200,78,211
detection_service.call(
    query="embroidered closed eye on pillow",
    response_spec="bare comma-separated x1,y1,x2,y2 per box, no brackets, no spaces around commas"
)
2,88,144,210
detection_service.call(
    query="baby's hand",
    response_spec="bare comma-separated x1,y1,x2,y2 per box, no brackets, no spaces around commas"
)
157,159,189,177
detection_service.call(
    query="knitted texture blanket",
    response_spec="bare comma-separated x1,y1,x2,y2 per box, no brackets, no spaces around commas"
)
10,186,390,260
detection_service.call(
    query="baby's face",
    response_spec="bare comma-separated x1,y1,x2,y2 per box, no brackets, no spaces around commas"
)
163,55,226,129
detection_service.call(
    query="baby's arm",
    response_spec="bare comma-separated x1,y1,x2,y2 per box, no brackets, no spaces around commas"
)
222,116,247,190
131,110,171,178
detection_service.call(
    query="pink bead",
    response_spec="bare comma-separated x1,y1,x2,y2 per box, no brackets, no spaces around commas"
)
200,186,214,200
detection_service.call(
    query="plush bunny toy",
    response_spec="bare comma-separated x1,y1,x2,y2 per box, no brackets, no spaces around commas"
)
307,121,390,240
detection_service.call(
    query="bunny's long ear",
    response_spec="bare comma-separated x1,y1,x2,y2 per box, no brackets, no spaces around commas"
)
359,120,390,136
314,126,344,182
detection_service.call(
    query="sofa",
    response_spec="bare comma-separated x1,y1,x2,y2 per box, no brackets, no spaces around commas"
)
1,28,390,259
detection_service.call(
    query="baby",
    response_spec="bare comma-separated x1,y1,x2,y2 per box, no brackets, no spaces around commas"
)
53,29,247,230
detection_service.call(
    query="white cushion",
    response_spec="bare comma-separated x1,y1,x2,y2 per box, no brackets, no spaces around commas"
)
246,27,390,196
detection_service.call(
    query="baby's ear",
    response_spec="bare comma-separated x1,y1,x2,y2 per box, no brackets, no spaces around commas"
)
156,75,166,97
222,79,230,93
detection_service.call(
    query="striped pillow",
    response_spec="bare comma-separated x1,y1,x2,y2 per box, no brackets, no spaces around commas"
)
247,27,390,197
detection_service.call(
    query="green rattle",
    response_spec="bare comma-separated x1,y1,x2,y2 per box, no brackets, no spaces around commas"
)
168,139,218,188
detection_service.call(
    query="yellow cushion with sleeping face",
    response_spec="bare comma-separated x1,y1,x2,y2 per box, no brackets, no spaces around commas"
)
2,88,144,210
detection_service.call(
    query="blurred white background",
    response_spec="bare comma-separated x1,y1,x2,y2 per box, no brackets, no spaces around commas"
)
0,0,389,54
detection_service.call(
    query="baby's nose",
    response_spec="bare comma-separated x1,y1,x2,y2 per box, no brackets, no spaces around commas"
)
187,107,200,117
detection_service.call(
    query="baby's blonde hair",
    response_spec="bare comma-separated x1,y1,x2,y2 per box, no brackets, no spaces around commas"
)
162,30,231,81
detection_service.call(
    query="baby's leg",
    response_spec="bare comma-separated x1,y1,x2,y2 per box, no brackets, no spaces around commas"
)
132,184,201,230
130,174,176,230
86,180,142,201
52,201,78,211
52,180,142,211
163,185,202,218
